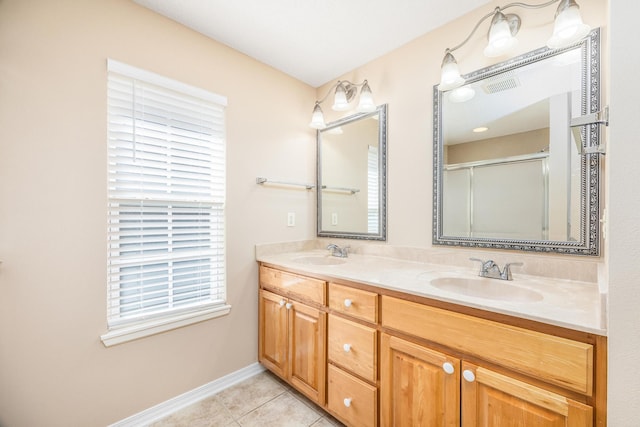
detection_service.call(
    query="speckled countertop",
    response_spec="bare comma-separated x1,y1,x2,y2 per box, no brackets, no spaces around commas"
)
256,247,607,336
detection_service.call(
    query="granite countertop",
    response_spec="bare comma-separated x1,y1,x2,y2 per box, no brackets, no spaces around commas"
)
256,249,606,336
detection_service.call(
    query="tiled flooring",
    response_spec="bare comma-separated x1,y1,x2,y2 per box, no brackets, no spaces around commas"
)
150,370,344,427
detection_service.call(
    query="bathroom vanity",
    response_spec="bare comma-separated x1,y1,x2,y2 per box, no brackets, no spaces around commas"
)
257,19,609,427
257,248,606,427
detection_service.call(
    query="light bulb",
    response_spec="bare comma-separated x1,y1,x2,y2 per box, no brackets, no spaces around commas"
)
309,103,326,129
332,84,350,111
449,86,475,103
439,51,465,91
547,0,591,49
484,11,519,57
356,81,376,112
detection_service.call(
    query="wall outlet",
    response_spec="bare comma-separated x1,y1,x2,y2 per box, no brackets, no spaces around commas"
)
287,212,295,227
331,212,338,226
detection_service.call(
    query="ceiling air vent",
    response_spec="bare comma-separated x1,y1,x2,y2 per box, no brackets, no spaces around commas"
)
482,71,521,94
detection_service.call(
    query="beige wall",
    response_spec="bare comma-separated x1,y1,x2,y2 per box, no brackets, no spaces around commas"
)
3,0,638,425
0,1,316,426
446,128,549,164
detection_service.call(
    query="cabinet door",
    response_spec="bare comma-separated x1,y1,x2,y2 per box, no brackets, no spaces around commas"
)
289,300,326,405
461,362,593,427
258,289,288,379
380,333,460,427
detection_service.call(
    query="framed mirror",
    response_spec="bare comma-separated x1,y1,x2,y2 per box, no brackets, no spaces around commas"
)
317,104,387,240
433,29,601,255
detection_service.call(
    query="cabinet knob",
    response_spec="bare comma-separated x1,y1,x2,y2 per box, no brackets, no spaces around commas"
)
343,343,352,353
285,302,293,310
279,299,286,307
343,398,352,408
442,362,455,374
344,298,352,307
463,369,476,383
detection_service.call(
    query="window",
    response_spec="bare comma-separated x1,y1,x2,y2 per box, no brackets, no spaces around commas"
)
367,145,379,234
102,60,229,346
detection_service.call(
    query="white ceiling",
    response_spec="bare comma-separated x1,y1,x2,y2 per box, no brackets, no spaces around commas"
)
133,0,491,87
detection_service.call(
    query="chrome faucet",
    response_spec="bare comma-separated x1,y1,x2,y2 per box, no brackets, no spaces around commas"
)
470,258,523,281
327,244,350,258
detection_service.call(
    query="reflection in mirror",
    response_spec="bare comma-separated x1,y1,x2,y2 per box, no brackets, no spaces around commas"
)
317,104,387,240
434,29,601,255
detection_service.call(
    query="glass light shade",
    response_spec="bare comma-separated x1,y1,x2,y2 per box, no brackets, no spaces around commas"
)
309,104,326,129
448,86,475,103
484,11,519,57
439,52,465,91
547,1,591,48
356,82,376,112
332,84,350,111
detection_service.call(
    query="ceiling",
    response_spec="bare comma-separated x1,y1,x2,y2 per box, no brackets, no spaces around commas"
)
133,0,491,87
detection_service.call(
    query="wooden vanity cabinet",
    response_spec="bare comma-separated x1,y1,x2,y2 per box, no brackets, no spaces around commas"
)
258,264,606,426
258,266,327,405
380,295,601,427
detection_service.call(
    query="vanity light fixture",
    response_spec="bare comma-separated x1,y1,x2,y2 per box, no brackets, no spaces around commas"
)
484,9,520,58
438,0,591,91
309,80,376,129
449,86,476,103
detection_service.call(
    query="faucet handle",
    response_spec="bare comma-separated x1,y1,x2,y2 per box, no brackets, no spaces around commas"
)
504,262,523,268
469,257,495,269
470,258,496,276
500,262,523,280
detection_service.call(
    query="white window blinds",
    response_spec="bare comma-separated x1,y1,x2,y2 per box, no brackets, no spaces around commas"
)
107,60,227,328
367,145,379,234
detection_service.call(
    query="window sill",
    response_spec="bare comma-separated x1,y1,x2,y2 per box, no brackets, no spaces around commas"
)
101,304,232,347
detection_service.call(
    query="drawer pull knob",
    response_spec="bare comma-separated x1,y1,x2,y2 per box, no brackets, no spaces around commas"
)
344,298,352,307
463,369,476,383
279,299,286,307
343,343,352,352
285,302,293,310
343,398,352,408
442,362,455,374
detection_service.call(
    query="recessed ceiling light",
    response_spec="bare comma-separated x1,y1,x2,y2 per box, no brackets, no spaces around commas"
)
473,126,489,133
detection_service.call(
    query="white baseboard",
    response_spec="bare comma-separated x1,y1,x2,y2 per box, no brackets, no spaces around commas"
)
110,363,265,427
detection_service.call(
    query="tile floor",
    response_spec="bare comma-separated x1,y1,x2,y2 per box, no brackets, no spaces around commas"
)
150,370,344,427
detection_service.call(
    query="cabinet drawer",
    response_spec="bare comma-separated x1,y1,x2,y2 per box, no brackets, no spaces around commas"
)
328,314,377,382
381,296,593,395
327,364,377,427
329,283,378,323
260,265,325,305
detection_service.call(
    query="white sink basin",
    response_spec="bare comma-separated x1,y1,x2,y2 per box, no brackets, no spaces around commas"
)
430,277,543,302
293,256,346,266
